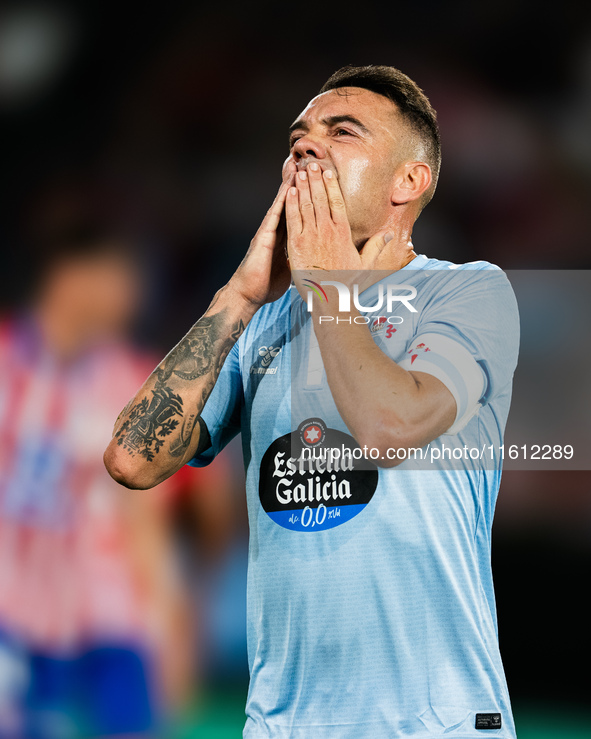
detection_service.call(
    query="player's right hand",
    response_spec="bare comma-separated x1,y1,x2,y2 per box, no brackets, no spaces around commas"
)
228,159,296,307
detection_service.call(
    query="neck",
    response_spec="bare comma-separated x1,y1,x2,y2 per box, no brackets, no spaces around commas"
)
357,217,418,271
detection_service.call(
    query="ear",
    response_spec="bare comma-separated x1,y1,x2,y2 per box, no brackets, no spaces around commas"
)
390,161,432,205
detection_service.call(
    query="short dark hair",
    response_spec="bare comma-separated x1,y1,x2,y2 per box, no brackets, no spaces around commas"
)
320,65,441,211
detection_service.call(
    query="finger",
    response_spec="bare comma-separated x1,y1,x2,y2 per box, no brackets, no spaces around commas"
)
282,158,297,182
307,163,331,226
295,170,316,227
322,169,348,224
359,229,394,266
261,170,295,235
285,185,302,238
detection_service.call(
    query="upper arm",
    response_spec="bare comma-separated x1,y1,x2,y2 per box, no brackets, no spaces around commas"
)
406,369,457,443
391,267,519,442
187,339,243,468
398,331,487,437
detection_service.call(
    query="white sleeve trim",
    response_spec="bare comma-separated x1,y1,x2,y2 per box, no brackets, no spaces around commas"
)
398,332,486,435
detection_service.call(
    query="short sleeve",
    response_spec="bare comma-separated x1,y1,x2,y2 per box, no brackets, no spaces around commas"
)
398,332,486,434
393,265,519,435
187,340,243,467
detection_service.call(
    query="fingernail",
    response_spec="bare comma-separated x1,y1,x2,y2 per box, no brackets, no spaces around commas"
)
384,232,394,243
309,162,319,171
289,187,297,196
323,169,333,179
298,171,307,180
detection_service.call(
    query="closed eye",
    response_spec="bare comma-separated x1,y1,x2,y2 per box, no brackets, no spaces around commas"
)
289,128,354,149
287,114,370,150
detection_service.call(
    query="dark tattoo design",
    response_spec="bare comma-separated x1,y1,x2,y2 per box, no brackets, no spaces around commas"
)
116,384,184,462
115,310,244,462
169,415,211,458
159,316,222,383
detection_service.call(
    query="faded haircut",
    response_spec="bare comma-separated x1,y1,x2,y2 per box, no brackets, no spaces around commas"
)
320,65,441,211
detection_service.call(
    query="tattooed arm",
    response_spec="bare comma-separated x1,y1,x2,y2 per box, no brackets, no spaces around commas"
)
104,161,296,489
104,285,256,489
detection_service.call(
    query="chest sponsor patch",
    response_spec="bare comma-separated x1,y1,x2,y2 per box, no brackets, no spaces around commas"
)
259,418,378,532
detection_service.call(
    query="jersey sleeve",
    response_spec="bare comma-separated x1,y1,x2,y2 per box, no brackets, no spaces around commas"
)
393,265,519,435
187,339,243,467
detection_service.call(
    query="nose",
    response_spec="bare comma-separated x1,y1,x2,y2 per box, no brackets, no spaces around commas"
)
291,133,327,164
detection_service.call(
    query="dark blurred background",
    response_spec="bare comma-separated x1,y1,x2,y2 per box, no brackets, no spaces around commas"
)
1,1,591,737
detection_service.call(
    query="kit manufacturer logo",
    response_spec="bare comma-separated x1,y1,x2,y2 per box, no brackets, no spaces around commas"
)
250,345,282,375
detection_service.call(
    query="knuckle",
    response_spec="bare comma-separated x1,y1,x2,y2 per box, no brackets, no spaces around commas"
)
300,200,315,211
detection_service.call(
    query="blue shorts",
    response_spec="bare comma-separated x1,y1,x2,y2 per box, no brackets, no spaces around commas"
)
0,632,155,738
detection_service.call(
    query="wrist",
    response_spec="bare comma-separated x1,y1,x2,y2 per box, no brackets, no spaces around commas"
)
218,280,262,319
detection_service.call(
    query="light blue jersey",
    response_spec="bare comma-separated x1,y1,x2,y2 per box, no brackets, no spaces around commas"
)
189,254,520,738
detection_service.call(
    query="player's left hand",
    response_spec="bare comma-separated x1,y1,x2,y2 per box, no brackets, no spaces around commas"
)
285,162,393,298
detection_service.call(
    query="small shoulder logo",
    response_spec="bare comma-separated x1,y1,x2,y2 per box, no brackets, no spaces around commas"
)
370,316,387,334
251,345,282,375
258,345,281,367
298,418,326,447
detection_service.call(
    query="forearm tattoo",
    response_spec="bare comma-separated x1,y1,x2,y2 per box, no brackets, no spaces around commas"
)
115,311,243,462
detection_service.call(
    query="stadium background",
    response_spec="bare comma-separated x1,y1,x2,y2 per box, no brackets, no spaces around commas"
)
1,1,591,737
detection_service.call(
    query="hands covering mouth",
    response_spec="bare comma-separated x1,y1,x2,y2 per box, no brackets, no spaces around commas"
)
297,158,335,174
283,156,338,181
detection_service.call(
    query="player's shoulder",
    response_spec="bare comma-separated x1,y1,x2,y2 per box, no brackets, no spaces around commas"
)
415,255,518,327
418,255,514,297
419,255,504,273
242,289,292,337
229,289,292,367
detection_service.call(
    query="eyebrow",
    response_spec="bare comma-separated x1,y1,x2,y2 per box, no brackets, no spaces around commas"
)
288,114,371,143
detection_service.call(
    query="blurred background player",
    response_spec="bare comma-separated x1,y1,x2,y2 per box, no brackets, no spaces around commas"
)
0,222,237,738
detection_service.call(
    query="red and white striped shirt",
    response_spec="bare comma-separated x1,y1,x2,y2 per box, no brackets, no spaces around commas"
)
0,314,184,651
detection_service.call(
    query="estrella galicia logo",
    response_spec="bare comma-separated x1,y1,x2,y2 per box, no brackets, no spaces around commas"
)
259,418,378,532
